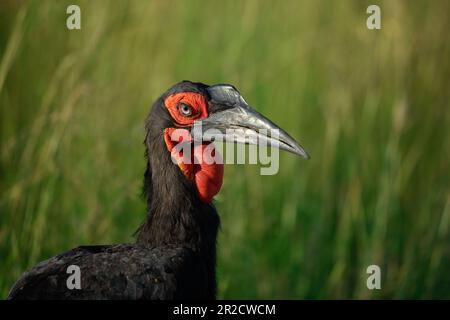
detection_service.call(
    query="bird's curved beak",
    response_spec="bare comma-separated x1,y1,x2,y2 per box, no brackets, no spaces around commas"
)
191,84,309,159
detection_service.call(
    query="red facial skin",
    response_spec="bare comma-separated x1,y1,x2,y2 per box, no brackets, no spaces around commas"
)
164,92,209,125
163,92,224,203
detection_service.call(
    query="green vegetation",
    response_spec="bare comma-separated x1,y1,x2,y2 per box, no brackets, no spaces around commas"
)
0,0,449,299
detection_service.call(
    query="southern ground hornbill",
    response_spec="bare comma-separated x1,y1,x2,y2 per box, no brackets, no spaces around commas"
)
8,81,308,300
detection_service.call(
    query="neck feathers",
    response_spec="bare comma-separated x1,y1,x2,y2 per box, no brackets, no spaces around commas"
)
136,125,220,253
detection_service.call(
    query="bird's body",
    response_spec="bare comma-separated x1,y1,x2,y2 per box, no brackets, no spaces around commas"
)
8,81,308,300
8,245,211,300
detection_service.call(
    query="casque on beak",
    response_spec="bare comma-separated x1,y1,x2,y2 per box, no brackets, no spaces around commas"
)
191,84,310,159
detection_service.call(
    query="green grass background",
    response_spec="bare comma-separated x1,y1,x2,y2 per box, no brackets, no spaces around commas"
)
1,0,449,299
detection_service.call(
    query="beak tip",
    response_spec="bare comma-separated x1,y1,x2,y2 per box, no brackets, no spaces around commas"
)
296,148,310,160
287,140,310,159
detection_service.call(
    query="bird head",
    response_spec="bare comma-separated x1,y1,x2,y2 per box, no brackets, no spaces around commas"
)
147,81,309,203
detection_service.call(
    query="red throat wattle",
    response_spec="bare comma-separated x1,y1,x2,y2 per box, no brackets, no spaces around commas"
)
164,128,224,203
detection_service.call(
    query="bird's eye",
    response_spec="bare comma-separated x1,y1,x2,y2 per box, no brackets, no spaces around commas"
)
178,103,193,117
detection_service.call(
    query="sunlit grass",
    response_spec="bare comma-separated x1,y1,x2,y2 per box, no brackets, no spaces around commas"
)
0,0,449,299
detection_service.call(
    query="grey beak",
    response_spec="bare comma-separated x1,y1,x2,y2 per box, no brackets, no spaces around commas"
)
191,84,309,159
